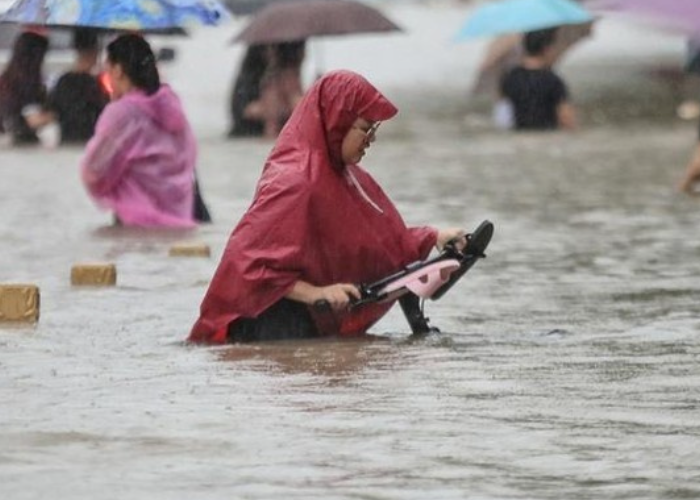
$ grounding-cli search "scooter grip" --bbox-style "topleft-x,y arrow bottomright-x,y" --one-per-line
313,293 -> 361,311
313,299 -> 332,311
444,232 -> 468,252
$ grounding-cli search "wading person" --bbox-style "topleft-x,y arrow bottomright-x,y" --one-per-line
499,27 -> 577,131
678,128 -> 700,194
26,28 -> 109,145
189,70 -> 468,344
80,34 -> 210,227
244,40 -> 306,139
0,31 -> 48,145
228,43 -> 268,138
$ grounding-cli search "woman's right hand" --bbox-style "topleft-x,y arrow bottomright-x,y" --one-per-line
436,227 -> 467,251
286,281 -> 360,311
313,284 -> 361,311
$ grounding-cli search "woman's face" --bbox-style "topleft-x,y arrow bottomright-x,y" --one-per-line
341,118 -> 379,165
104,60 -> 127,99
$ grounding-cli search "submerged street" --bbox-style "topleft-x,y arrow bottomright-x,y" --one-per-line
1,2 -> 699,499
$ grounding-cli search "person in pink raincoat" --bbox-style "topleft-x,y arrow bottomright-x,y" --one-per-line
80,34 -> 202,228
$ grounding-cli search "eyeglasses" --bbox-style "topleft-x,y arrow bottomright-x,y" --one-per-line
366,121 -> 381,142
354,121 -> 381,144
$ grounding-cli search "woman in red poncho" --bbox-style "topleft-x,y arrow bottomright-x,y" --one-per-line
190,70 -> 466,344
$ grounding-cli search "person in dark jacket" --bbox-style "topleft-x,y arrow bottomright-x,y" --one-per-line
227,44 -> 268,137
245,40 -> 306,139
0,31 -> 49,145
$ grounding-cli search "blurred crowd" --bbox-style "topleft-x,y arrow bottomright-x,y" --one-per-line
1,19 -> 700,230
0,29 -> 211,227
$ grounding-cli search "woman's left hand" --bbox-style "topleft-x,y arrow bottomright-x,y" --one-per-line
436,228 -> 467,252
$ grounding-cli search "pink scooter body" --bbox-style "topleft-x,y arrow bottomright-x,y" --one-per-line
377,259 -> 461,302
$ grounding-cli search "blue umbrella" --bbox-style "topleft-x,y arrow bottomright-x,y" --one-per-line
0,0 -> 230,32
455,0 -> 593,40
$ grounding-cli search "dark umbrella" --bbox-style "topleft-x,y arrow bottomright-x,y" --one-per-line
223,0 -> 309,16
232,0 -> 401,44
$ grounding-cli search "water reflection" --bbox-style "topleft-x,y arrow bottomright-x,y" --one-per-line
217,337 -> 395,379
89,225 -> 200,259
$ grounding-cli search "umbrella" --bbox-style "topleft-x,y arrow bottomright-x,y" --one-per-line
471,22 -> 592,96
232,0 -> 401,45
588,0 -> 700,36
455,0 -> 594,40
223,0 -> 307,16
0,0 -> 230,33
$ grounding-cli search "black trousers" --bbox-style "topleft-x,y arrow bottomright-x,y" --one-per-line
227,299 -> 320,343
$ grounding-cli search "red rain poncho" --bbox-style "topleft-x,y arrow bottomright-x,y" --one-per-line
189,70 -> 437,344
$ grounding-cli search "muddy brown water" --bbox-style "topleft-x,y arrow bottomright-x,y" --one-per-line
2,7 -> 700,498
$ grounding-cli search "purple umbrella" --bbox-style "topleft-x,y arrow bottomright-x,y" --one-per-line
590,0 -> 700,35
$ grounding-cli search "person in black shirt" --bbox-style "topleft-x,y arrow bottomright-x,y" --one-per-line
499,27 -> 577,131
26,28 -> 109,144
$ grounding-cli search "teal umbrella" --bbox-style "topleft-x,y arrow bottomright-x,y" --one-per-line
455,0 -> 593,40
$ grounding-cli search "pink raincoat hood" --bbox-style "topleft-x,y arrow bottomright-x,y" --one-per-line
127,85 -> 189,133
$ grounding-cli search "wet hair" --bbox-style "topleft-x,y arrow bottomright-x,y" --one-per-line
274,40 -> 306,69
523,28 -> 558,57
106,34 -> 160,95
240,44 -> 269,81
0,31 -> 48,99
73,28 -> 99,52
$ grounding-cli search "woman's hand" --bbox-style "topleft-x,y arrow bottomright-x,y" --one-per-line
286,281 -> 360,311
243,100 -> 263,120
436,228 -> 467,252
314,284 -> 361,311
22,106 -> 54,130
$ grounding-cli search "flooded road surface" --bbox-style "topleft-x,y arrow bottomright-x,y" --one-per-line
2,108 -> 699,499
2,5 -> 700,499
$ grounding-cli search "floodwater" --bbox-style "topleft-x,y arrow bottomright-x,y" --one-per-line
2,3 -> 700,500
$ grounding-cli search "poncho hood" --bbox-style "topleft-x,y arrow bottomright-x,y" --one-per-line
278,69 -> 398,170
126,84 -> 188,134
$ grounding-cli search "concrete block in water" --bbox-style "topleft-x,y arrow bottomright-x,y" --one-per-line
71,263 -> 117,286
168,242 -> 211,257
0,284 -> 40,323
